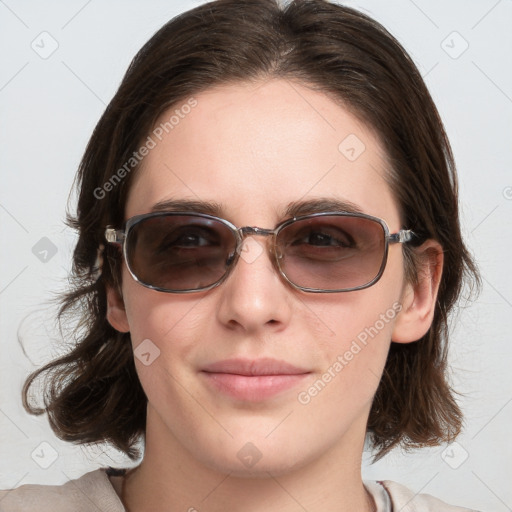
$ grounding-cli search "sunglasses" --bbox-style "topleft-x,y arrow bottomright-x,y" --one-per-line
105,211 -> 414,293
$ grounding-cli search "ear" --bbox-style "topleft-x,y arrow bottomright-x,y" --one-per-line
391,240 -> 443,344
106,285 -> 130,333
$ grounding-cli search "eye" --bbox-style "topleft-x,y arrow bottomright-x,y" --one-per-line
291,226 -> 355,248
158,226 -> 220,252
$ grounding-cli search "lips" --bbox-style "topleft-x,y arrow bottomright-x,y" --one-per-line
201,358 -> 310,401
202,358 -> 309,376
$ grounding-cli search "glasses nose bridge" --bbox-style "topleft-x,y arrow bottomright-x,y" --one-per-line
238,226 -> 276,238
236,225 -> 280,256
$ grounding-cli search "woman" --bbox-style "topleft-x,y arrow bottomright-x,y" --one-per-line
0,0 -> 480,510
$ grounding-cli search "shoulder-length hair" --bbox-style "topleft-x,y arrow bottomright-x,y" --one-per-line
23,0 -> 479,461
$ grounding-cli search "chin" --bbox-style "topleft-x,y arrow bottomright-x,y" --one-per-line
185,430 -> 316,479
201,449 -> 309,479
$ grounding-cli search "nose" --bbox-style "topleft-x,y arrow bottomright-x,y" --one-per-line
215,234 -> 293,333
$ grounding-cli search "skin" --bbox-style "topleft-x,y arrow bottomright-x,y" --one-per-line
107,78 -> 443,512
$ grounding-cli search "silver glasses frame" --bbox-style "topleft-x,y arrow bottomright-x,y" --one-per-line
105,211 -> 414,294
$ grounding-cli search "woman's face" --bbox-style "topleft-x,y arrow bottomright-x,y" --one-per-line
110,79 -> 413,475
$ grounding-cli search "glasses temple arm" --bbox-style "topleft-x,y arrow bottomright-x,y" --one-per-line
388,229 -> 414,244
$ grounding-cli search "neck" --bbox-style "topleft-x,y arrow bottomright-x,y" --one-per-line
120,407 -> 375,512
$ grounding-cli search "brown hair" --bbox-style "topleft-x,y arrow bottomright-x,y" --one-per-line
23,0 -> 479,460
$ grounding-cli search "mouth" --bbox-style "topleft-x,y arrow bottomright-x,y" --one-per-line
200,358 -> 311,401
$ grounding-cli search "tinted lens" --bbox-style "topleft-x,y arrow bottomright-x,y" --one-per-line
126,215 -> 236,291
276,215 -> 386,291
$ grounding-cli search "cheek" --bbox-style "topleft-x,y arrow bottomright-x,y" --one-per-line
121,289 -> 207,437
304,296 -> 401,402
121,262 -> 203,341
120,271 -> 207,390
301,256 -> 405,403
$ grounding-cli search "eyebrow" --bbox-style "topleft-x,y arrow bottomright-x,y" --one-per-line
150,197 -> 364,219
283,198 -> 363,217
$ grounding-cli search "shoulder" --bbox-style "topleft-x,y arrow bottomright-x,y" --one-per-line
378,480 -> 482,512
0,468 -> 125,512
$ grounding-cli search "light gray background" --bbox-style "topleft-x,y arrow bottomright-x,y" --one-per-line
0,0 -> 511,510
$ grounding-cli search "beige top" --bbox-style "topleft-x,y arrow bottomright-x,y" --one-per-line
0,468 -> 480,511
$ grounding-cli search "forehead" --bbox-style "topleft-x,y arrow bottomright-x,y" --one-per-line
126,79 -> 400,227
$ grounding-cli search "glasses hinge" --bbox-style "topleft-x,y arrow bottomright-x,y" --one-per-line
105,227 -> 120,244
398,229 -> 414,243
